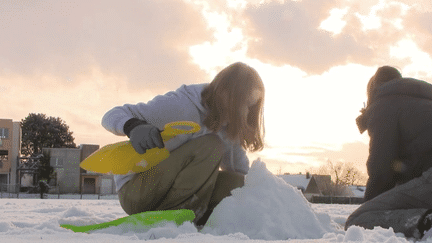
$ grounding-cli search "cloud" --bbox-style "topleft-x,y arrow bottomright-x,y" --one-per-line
397,0 -> 432,12
405,10 -> 432,60
231,0 -> 430,75
0,67 -> 159,146
0,0 -> 212,92
239,0 -> 374,74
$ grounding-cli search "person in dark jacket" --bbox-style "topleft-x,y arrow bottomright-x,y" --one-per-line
38,179 -> 49,199
345,66 -> 432,239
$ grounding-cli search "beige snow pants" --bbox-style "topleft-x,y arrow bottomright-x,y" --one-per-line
345,167 -> 432,238
118,134 -> 245,224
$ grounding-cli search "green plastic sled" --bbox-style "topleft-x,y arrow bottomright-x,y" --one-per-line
60,209 -> 195,233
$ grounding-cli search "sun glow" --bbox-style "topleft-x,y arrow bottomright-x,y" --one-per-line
189,6 -> 247,77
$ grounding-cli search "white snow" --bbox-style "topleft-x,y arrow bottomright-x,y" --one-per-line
202,159 -> 326,240
278,174 -> 310,191
0,159 -> 429,242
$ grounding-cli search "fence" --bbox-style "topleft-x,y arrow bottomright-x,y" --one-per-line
0,184 -> 118,200
0,184 -> 19,193
310,196 -> 364,205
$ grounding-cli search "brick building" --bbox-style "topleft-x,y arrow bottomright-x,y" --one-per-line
0,119 -> 21,192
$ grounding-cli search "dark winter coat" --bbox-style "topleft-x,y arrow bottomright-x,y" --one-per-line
39,180 -> 49,193
356,78 -> 432,201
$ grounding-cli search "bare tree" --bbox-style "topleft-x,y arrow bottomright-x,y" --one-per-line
308,160 -> 368,196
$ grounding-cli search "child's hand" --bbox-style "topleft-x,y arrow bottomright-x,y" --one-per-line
129,124 -> 164,154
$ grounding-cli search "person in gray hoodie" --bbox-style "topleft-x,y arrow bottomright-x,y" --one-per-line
101,62 -> 265,226
345,66 -> 432,239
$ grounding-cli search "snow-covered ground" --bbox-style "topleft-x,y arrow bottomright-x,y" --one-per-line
0,159 -> 429,242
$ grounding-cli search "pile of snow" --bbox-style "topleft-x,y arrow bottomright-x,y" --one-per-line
278,174 -> 311,191
203,159 -> 328,240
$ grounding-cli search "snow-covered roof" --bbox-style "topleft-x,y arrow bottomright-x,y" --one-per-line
278,174 -> 311,190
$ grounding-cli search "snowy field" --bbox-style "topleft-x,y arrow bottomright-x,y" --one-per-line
0,160 -> 430,243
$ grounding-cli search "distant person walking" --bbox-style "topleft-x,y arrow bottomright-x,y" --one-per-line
39,180 -> 49,199
345,66 -> 432,239
101,62 -> 265,226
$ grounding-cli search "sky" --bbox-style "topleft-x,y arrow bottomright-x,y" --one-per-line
1,0 -> 432,176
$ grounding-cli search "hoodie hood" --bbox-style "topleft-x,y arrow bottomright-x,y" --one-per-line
357,78 -> 432,134
178,83 -> 208,114
370,78 -> 432,104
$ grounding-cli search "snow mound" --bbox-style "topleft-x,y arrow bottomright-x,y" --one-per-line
203,158 -> 328,240
62,206 -> 93,218
342,226 -> 411,243
344,225 -> 364,241
58,206 -> 106,227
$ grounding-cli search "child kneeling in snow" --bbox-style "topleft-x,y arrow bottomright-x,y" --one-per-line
101,62 -> 265,226
345,66 -> 432,240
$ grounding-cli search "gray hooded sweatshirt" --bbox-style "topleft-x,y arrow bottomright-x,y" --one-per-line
101,83 -> 249,192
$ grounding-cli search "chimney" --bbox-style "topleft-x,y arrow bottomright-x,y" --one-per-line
306,172 -> 310,179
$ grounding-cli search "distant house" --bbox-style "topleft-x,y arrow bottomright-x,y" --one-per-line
278,173 -> 357,201
278,173 -> 311,193
303,175 -> 334,200
0,119 -> 21,192
43,144 -> 115,194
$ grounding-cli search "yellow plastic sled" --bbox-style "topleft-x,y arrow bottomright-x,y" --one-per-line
80,121 -> 200,174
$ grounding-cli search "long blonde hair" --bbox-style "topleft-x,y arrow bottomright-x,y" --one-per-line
201,62 -> 265,152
